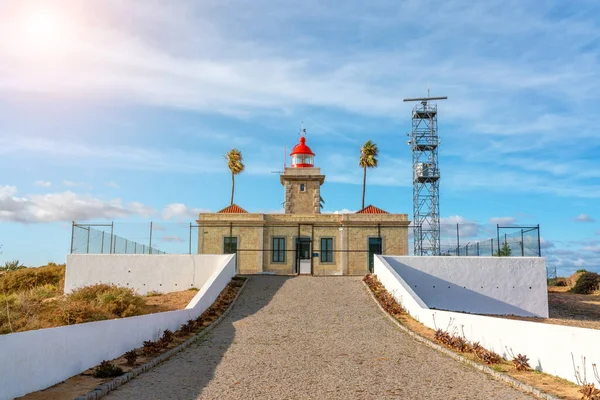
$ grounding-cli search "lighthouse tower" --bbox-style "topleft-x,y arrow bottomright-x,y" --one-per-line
280,133 -> 325,214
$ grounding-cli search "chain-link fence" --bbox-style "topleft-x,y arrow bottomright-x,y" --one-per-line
438,224 -> 541,257
71,223 -> 167,255
71,221 -> 541,260
547,264 -> 558,285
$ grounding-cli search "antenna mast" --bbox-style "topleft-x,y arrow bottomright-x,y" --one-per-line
403,94 -> 448,256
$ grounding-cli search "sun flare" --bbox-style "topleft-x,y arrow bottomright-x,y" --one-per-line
22,9 -> 67,49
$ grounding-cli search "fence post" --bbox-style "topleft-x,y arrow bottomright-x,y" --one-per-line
70,221 -> 75,254
125,240 -> 128,254
134,242 -> 137,254
537,224 -> 541,257
189,222 -> 192,255
496,224 -> 501,255
520,229 -> 524,257
101,231 -> 105,254
110,222 -> 114,254
476,242 -> 479,256
457,224 -> 461,256
86,227 -> 90,254
149,222 -> 153,255
491,239 -> 493,255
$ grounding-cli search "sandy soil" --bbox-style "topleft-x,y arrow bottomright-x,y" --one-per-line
499,288 -> 600,331
143,289 -> 199,313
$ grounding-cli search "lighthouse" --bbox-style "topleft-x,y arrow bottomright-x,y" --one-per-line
280,133 -> 325,214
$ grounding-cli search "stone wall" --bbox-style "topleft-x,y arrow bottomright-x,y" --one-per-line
197,212 -> 409,275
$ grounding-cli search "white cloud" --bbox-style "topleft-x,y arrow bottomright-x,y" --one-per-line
488,217 -> 516,226
574,214 -> 595,223
63,180 -> 93,190
34,180 -> 52,187
162,203 -> 207,221
440,215 -> 480,238
323,209 -> 355,214
0,185 -> 155,223
581,245 -> 600,254
106,181 -> 120,188
160,235 -> 185,243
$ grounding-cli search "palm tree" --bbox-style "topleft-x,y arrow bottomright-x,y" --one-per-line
225,149 -> 245,206
359,140 -> 378,209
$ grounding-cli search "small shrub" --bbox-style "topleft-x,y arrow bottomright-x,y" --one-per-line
449,335 -> 471,353
158,329 -> 174,348
577,269 -> 588,273
68,284 -> 145,318
124,350 -> 138,366
571,272 -> 600,295
555,280 -> 568,287
579,383 -> 600,400
145,291 -> 162,297
29,284 -> 59,300
93,360 -> 124,378
142,340 -> 161,355
512,353 -> 530,371
472,343 -> 501,365
1,260 -> 26,272
434,329 -> 452,346
57,299 -> 108,325
178,319 -> 196,336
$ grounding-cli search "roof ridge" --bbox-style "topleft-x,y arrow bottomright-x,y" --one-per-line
356,204 -> 389,214
217,204 -> 248,213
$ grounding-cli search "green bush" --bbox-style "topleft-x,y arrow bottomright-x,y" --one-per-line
571,272 -> 600,294
68,284 -> 145,318
93,360 -> 123,378
0,264 -> 65,295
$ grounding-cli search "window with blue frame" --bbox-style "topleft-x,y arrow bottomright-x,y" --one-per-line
272,237 -> 286,262
320,238 -> 333,262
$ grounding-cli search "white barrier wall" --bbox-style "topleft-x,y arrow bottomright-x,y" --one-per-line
374,255 -> 600,385
0,254 -> 236,400
64,254 -> 231,295
384,256 -> 548,317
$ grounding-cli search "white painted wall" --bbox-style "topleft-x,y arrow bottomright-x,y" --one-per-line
64,254 -> 231,295
374,255 -> 600,385
384,256 -> 548,317
0,254 -> 236,400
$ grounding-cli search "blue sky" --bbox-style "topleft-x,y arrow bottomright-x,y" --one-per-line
0,0 -> 599,275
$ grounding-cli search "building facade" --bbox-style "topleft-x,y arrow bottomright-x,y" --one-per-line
197,135 -> 410,275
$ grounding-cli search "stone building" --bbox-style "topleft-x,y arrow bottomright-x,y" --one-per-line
197,134 -> 410,275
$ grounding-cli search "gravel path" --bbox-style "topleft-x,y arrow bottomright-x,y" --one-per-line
106,276 -> 534,399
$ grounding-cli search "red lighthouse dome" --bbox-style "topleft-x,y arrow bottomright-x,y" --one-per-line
290,136 -> 315,168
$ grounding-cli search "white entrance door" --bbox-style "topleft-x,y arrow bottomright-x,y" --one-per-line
299,259 -> 311,274
297,238 -> 312,275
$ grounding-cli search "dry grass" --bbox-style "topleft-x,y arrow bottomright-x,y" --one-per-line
0,263 -> 199,335
18,277 -> 247,400
498,279 -> 600,331
0,263 -> 65,295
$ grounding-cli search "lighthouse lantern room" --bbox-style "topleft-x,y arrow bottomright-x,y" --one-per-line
290,136 -> 315,167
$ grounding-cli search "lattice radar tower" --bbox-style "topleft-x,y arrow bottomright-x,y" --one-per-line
403,95 -> 447,256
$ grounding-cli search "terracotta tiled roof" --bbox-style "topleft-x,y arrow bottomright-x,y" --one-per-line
356,205 -> 389,214
217,204 -> 248,214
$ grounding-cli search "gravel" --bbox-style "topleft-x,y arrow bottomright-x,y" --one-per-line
105,276 -> 534,399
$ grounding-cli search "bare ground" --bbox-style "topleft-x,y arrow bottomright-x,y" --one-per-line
500,288 -> 600,330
